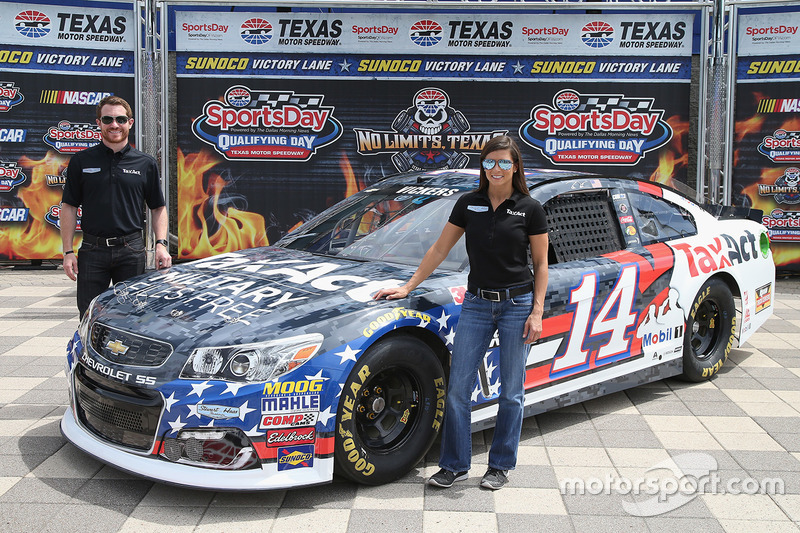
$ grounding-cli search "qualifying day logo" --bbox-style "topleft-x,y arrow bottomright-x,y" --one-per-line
763,208 -> 800,242
759,129 -> 800,163
519,89 -> 672,166
43,121 -> 101,153
354,87 -> 506,172
45,203 -> 83,230
759,167 -> 800,204
192,85 -> 342,161
0,82 -> 25,112
0,162 -> 27,192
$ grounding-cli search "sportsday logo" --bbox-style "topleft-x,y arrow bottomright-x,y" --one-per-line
0,82 -> 24,112
519,89 -> 672,165
42,121 -> 101,153
191,85 -> 342,161
0,162 -> 27,192
758,129 -> 800,163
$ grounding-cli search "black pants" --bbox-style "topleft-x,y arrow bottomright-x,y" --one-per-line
77,236 -> 146,318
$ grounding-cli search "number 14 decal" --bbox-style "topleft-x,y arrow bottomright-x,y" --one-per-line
552,265 -> 640,375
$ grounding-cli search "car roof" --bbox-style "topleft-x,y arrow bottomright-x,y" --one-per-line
374,167 -> 593,190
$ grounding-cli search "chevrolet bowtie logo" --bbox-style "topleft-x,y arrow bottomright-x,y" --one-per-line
106,339 -> 130,356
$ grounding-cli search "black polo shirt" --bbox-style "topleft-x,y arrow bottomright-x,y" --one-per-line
62,142 -> 165,238
449,189 -> 547,289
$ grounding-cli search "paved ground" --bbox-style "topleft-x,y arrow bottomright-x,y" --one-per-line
2,265 -> 800,532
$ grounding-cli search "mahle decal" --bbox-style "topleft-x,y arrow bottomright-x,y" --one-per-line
519,89 -> 672,166
192,85 -> 342,161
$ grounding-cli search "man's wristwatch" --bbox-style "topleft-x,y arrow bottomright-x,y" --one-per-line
155,239 -> 168,248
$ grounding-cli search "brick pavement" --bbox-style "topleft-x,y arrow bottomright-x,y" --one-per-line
1,266 -> 800,532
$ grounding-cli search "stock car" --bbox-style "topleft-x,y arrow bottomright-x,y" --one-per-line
61,168 -> 775,490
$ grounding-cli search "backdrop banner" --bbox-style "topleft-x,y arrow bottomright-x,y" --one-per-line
174,9 -> 694,259
734,9 -> 800,271
0,0 -> 135,260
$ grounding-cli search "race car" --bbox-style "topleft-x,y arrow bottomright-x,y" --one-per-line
61,168 -> 775,490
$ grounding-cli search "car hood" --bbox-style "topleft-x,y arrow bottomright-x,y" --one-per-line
88,246 -> 445,352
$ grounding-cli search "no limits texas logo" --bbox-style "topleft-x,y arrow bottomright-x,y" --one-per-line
192,85 -> 342,161
354,87 -> 506,172
43,120 -> 101,153
759,167 -> 800,205
0,82 -> 24,112
519,89 -> 672,166
759,129 -> 800,163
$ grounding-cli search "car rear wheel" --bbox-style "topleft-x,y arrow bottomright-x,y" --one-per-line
334,335 -> 445,485
681,278 -> 736,381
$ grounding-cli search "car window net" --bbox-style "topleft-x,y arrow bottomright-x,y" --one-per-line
544,190 -> 624,263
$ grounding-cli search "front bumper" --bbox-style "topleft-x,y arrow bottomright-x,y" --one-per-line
61,406 -> 333,491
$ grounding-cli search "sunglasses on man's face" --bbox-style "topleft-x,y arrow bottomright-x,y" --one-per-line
482,158 -> 514,171
100,115 -> 130,125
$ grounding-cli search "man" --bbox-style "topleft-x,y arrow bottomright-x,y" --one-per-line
61,95 -> 171,318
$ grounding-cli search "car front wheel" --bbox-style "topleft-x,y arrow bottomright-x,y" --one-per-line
334,335 -> 446,485
681,278 -> 736,381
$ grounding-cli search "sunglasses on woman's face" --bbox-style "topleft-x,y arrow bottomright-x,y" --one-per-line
100,115 -> 130,125
482,158 -> 514,171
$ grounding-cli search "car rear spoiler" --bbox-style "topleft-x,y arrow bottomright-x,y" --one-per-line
702,204 -> 764,223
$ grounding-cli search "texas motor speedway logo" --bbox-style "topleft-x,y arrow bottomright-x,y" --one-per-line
192,86 -> 342,161
519,89 -> 672,166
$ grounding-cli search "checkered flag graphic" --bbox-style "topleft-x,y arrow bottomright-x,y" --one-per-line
249,92 -> 322,109
295,412 -> 317,426
577,95 -> 655,113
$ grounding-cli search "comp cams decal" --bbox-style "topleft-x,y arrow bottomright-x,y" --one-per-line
519,89 -> 672,165
192,85 -> 342,161
354,87 -> 506,172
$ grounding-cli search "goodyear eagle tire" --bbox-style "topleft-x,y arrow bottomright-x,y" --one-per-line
682,278 -> 736,382
334,335 -> 445,485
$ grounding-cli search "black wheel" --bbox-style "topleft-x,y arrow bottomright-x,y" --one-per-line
334,335 -> 446,485
681,278 -> 736,381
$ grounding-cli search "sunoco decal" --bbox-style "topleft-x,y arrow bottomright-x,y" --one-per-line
43,121 -> 101,153
192,85 -> 342,161
0,82 -> 24,112
0,162 -> 26,192
519,89 -> 672,165
758,130 -> 800,163
354,87 -> 505,172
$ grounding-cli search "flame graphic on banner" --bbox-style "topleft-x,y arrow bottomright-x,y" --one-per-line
177,148 -> 268,259
0,151 -> 70,260
648,115 -> 690,187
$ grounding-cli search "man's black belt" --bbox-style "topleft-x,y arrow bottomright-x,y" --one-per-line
468,282 -> 533,302
82,232 -> 142,247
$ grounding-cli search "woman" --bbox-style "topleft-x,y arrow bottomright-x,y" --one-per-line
374,135 -> 548,490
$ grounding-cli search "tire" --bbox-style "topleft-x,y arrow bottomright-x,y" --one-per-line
334,335 -> 446,485
681,278 -> 736,382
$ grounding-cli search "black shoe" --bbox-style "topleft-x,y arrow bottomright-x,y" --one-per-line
480,467 -> 508,490
428,468 -> 469,488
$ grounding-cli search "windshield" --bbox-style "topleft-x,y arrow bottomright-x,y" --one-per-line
277,183 -> 469,270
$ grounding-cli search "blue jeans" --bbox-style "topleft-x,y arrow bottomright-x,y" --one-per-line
77,236 -> 146,318
439,290 -> 532,473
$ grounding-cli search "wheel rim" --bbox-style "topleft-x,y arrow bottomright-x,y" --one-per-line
690,299 -> 722,360
355,366 -> 421,452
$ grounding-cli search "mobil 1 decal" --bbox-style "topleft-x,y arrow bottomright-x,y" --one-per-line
354,87 -> 506,172
192,85 -> 342,161
519,89 -> 672,166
